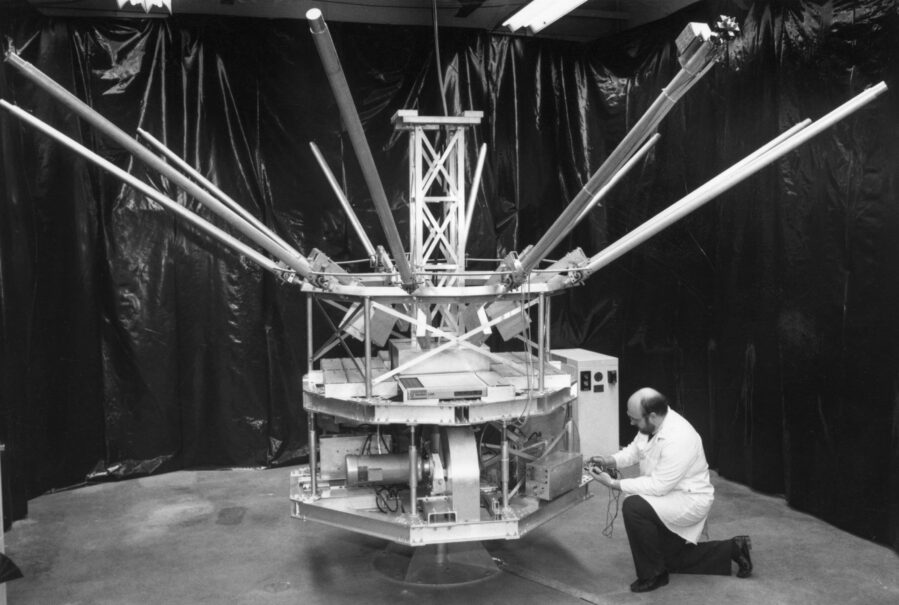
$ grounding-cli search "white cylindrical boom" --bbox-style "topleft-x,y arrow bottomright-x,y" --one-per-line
3,51 -> 313,278
0,100 -> 289,277
461,142 -> 487,251
136,127 -> 300,259
580,82 -> 888,278
306,8 -> 415,288
308,141 -> 378,260
515,33 -> 726,281
573,133 -> 661,226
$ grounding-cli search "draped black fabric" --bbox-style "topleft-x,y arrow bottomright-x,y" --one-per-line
1,1 -> 897,551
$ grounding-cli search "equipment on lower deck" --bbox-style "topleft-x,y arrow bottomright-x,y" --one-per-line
526,451 -> 585,501
1,4 -> 887,587
398,373 -> 490,402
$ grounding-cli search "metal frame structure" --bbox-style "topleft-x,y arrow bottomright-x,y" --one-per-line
396,109 -> 483,278
0,7 -> 888,581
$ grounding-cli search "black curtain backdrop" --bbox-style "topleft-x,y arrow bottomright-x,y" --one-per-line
1,1 -> 897,551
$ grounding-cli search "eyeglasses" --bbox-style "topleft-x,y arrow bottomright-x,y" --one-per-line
628,414 -> 646,423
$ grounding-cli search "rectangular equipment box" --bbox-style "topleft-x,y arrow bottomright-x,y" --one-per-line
397,371 -> 517,403
320,356 -> 398,399
525,451 -> 584,501
675,22 -> 712,66
551,349 -> 620,459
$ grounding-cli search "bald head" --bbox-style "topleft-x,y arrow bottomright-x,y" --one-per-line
627,387 -> 669,421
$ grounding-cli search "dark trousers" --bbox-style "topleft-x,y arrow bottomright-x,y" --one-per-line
622,495 -> 733,579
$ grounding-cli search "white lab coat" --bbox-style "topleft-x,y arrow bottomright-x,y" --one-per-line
612,409 -> 714,544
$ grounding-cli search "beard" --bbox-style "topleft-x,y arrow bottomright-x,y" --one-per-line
638,420 -> 657,436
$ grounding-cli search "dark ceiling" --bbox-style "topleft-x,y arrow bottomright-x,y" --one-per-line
18,0 -> 699,43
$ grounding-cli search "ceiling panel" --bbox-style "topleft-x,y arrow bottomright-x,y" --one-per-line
21,0 -> 698,43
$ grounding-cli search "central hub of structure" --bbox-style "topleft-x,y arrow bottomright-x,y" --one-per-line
290,110 -> 619,550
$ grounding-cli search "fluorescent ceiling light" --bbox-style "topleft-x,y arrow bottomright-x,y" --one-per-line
116,0 -> 171,12
502,0 -> 590,35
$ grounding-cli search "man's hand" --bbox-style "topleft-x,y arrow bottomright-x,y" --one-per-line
589,455 -> 616,469
588,467 -> 619,490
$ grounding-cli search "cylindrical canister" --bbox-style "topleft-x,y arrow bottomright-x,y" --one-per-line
345,453 -> 422,486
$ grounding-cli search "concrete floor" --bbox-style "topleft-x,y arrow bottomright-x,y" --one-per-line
4,468 -> 898,604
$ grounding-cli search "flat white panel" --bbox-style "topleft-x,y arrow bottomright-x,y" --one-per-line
551,348 -> 620,457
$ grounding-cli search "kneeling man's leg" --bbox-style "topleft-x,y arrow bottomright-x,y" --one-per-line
622,495 -> 666,579
662,532 -> 733,575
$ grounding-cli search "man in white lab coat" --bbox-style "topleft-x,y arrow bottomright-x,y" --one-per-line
589,387 -> 753,593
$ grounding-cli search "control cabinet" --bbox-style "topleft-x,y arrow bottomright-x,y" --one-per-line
551,349 -> 620,459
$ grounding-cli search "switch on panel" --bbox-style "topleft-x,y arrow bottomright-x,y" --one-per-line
593,371 -> 604,392
579,371 -> 591,391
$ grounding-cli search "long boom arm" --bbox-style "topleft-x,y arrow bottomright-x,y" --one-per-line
511,20 -> 736,285
306,8 -> 416,289
3,50 -> 315,280
136,127 -> 301,260
577,82 -> 888,279
0,100 -> 292,278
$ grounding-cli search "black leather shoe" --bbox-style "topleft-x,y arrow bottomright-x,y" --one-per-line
629,571 -> 669,593
732,535 -> 753,578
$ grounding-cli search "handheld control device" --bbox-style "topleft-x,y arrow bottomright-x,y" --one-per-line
585,460 -> 620,480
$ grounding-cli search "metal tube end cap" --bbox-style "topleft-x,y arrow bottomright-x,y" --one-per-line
306,8 -> 326,33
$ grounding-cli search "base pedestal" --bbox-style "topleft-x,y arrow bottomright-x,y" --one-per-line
372,542 -> 500,586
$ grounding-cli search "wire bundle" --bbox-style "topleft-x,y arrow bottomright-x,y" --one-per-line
602,487 -> 622,538
375,486 -> 405,514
